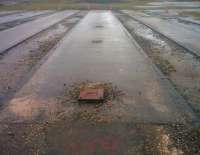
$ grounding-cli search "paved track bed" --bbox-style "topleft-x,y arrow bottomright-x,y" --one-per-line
0,10 -> 78,54
122,10 -> 200,57
0,11 -> 86,106
0,10 -> 55,31
0,10 -> 199,155
116,11 -> 200,117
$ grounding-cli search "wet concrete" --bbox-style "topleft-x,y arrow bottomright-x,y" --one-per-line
0,11 -> 53,25
136,1 -> 200,9
116,12 -> 200,116
0,11 -> 55,31
143,9 -> 200,26
0,11 -> 196,124
0,11 -> 22,17
0,10 -> 77,54
149,1 -> 200,8
0,11 -> 86,107
123,10 -> 200,57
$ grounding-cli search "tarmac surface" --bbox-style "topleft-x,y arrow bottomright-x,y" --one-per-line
0,10 -> 196,124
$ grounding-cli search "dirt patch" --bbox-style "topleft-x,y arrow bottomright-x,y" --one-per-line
0,123 -> 47,155
166,124 -> 200,155
1,120 -> 196,155
55,81 -> 125,123
27,37 -> 60,68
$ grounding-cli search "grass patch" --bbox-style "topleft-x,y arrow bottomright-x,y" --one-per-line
0,0 -> 149,10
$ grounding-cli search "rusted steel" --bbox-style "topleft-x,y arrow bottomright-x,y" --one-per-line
79,88 -> 104,102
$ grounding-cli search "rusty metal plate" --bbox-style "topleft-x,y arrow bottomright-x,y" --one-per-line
79,88 -> 104,102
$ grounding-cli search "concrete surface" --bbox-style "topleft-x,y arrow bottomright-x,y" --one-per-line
0,11 -> 53,25
0,11 -> 22,17
149,1 -> 200,8
143,9 -> 200,26
123,10 -> 200,56
0,11 -> 196,123
136,1 -> 200,9
0,10 -> 77,54
178,17 -> 200,25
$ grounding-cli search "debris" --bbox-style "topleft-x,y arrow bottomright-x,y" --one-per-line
79,87 -> 104,103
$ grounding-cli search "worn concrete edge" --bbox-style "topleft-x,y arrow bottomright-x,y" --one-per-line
114,11 -> 199,124
0,11 -> 80,55
119,10 -> 200,59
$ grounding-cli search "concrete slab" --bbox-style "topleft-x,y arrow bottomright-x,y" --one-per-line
0,10 -> 77,54
0,11 -> 196,123
0,11 -> 53,25
122,10 -> 200,57
0,11 -> 22,17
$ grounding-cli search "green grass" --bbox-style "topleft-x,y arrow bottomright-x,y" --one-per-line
0,0 -> 149,10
